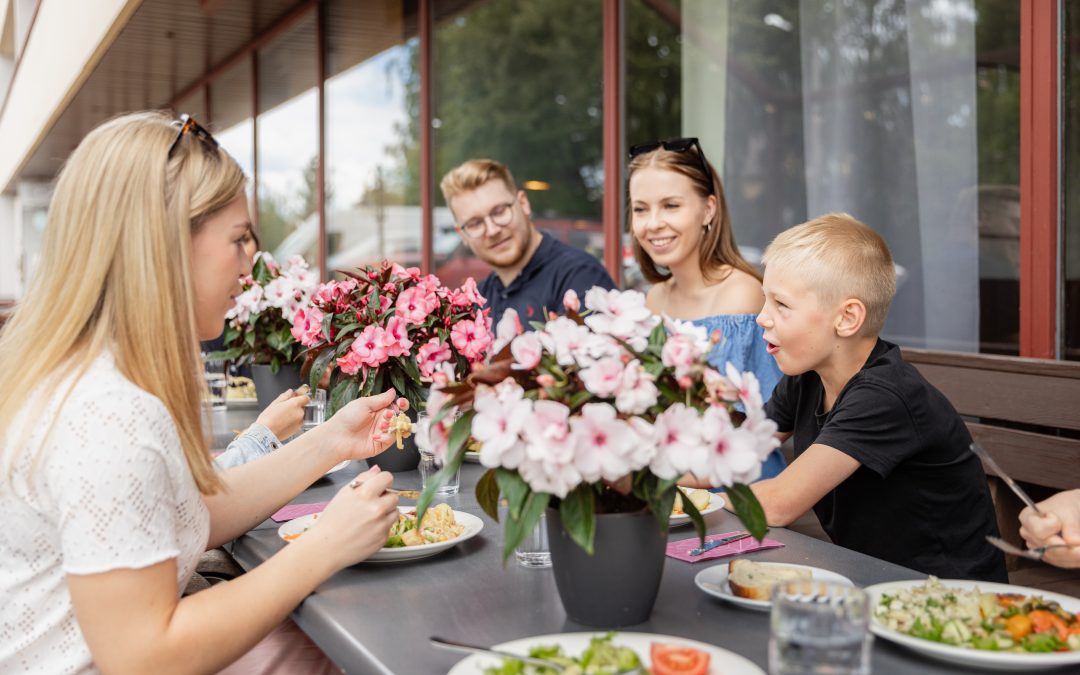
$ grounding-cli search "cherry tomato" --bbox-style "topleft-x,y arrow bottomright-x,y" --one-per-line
650,643 -> 710,675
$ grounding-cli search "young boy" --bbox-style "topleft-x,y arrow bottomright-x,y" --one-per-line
751,213 -> 1007,582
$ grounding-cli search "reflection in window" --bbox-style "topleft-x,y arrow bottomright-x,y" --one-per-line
325,0 -> 421,277
257,12 -> 319,275
430,0 -> 604,288
210,56 -> 255,222
1065,2 -> 1080,361
625,0 -> 1018,354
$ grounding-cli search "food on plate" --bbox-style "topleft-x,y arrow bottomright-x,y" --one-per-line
482,633 -> 642,675
389,411 -> 413,449
281,513 -> 320,541
672,489 -> 712,516
650,643 -> 710,675
728,559 -> 812,600
385,504 -> 464,548
873,576 -> 1080,652
226,376 -> 256,400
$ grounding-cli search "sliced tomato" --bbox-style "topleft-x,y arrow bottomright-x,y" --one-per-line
650,643 -> 710,675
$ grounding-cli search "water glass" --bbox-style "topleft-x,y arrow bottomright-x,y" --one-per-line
769,580 -> 871,675
419,449 -> 460,495
302,388 -> 326,432
203,355 -> 227,412
515,510 -> 551,569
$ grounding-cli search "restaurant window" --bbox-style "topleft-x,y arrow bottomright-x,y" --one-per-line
324,0 -> 421,277
431,0 -> 604,288
256,11 -> 319,275
624,0 -> 1020,354
1064,0 -> 1080,362
209,56 -> 255,215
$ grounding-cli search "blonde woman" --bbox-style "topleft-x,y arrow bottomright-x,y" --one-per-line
628,138 -> 785,479
0,112 -> 404,673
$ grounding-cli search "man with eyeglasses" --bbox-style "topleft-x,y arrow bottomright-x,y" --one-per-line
440,159 -> 615,324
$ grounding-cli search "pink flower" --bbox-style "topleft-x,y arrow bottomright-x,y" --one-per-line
510,333 -> 543,370
614,360 -> 659,415
395,286 -> 438,324
650,404 -> 707,480
417,337 -> 452,378
450,277 -> 485,309
350,324 -> 390,368
415,414 -> 451,463
661,334 -> 702,378
578,357 -> 625,398
562,289 -> 581,313
290,306 -> 325,347
472,380 -> 532,469
381,316 -> 414,358
569,403 -> 646,482
391,263 -> 423,282
492,308 -> 523,353
451,317 -> 493,362
583,287 -> 658,351
700,407 -> 763,486
518,400 -> 580,497
336,349 -> 364,376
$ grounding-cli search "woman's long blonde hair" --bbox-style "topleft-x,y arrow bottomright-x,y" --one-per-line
628,146 -> 761,285
0,111 -> 246,494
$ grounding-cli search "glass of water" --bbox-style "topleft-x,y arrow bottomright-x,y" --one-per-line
497,501 -> 551,568
769,580 -> 871,675
302,388 -> 326,432
417,413 -> 460,495
202,355 -> 227,412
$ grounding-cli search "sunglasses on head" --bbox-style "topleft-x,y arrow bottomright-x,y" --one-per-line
167,114 -> 220,159
628,137 -> 713,193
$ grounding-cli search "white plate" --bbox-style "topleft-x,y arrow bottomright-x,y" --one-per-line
669,489 -> 725,527
324,459 -> 350,476
278,506 -> 483,563
463,450 -> 481,463
695,562 -> 855,612
866,579 -> 1080,671
446,631 -> 764,675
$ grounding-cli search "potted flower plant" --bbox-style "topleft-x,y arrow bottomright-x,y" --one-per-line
211,252 -> 318,407
291,261 -> 491,470
416,287 -> 779,626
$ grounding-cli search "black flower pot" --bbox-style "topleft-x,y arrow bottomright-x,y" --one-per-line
250,363 -> 303,410
367,408 -> 420,472
547,506 -> 667,627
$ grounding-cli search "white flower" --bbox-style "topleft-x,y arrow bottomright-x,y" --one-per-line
472,380 -> 531,469
510,332 -> 544,370
569,403 -> 647,482
226,284 -> 265,324
699,406 -> 764,486
583,287 -> 658,352
650,404 -> 707,480
491,308 -> 523,353
578,357 -> 625,398
518,400 -> 581,497
614,360 -> 659,415
664,315 -> 710,352
661,333 -> 702,378
263,277 -> 297,310
541,316 -> 593,367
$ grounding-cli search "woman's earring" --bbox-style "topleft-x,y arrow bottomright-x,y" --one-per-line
703,223 -> 711,233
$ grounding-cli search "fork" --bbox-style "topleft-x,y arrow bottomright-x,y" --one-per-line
969,443 -> 1042,514
986,535 -> 1072,561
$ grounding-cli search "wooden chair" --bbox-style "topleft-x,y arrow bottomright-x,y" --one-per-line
904,348 -> 1080,591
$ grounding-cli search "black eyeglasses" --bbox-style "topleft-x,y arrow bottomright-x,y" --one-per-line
628,137 -> 713,193
167,114 -> 220,159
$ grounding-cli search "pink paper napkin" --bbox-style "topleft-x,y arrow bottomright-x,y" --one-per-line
666,530 -> 784,563
271,501 -> 328,523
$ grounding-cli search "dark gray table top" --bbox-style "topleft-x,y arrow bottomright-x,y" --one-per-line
230,459 -> 1025,675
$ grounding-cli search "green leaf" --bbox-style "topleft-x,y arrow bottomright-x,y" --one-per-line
446,410 -> 474,464
726,483 -> 768,541
400,355 -> 422,384
559,485 -> 596,554
476,469 -> 500,521
309,347 -> 337,390
388,367 -> 408,400
252,255 -> 273,285
244,329 -> 256,349
502,491 -> 550,564
223,324 -> 241,344
205,347 -> 245,361
567,389 -> 593,411
321,312 -> 336,342
327,377 -> 358,418
265,328 -> 293,354
495,468 -> 529,521
675,487 -> 707,545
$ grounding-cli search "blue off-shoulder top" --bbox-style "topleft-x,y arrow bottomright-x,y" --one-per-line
689,313 -> 787,480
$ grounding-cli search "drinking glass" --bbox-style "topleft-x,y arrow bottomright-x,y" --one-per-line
417,412 -> 460,495
769,580 -> 871,675
302,388 -> 326,432
202,355 -> 227,412
514,511 -> 551,569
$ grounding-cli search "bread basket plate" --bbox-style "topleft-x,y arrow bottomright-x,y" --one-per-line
695,562 -> 854,611
669,489 -> 725,527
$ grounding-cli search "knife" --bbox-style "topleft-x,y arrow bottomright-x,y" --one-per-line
689,531 -> 752,556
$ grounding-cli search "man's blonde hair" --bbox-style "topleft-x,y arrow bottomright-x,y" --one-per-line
762,213 -> 896,336
0,111 -> 246,494
439,159 -> 518,206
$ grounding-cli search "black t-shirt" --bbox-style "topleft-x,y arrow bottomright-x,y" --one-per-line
478,234 -> 615,326
765,339 -> 1007,582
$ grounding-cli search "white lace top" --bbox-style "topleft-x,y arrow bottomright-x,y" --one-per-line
0,353 -> 210,674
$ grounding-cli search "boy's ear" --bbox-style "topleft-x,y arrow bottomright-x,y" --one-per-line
834,298 -> 867,338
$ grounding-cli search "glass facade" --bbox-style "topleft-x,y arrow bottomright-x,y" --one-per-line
1066,0 -> 1080,361
431,0 -> 605,288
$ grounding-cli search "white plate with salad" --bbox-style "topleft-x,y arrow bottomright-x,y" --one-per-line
445,631 -> 763,675
279,505 -> 483,562
867,577 -> 1080,671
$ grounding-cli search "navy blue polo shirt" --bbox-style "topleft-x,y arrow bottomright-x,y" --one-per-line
478,234 -> 615,325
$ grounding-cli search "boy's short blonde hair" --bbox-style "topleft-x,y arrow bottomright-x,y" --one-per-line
763,213 -> 896,336
440,159 -> 518,206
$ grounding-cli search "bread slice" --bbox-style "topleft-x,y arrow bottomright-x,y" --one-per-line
727,559 -> 812,600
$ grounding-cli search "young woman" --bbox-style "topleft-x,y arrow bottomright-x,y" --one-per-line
628,138 -> 785,479
0,111 -> 405,673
